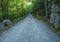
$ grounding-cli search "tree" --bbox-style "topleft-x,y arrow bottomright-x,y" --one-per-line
32,0 -> 45,16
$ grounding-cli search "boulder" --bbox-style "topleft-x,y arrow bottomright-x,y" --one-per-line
3,19 -> 11,26
50,4 -> 60,28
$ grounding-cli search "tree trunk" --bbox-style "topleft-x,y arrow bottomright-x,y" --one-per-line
1,0 -> 9,19
44,0 -> 52,18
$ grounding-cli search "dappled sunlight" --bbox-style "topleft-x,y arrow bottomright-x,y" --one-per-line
26,2 -> 32,5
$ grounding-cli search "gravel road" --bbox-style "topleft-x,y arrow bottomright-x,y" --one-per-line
0,14 -> 60,42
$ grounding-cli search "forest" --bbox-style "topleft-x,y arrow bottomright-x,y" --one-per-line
0,0 -> 60,35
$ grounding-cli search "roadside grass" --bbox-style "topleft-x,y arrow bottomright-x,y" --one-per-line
36,15 -> 60,36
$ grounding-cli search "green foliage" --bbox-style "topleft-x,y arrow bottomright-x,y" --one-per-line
32,0 -> 45,16
0,0 -> 32,22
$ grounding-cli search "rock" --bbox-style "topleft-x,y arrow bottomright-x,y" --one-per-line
51,4 -> 56,12
13,19 -> 17,23
54,14 -> 60,28
50,13 -> 55,25
50,12 -> 60,28
3,19 -> 11,26
0,23 -> 4,30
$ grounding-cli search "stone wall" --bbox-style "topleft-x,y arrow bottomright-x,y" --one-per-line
44,0 -> 60,28
50,0 -> 60,28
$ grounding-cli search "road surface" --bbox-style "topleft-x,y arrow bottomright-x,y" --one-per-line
0,14 -> 60,42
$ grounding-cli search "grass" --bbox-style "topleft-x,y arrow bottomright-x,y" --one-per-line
36,15 -> 60,36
